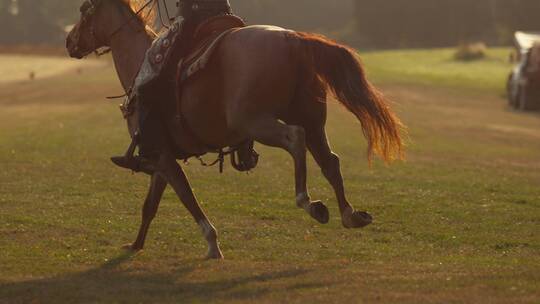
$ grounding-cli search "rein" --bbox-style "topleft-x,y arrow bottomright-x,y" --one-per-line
79,0 -> 156,57
108,0 -> 156,41
79,0 -> 247,172
80,0 -> 161,98
156,0 -> 174,29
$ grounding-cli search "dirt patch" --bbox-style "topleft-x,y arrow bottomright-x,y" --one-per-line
486,124 -> 540,139
0,45 -> 67,57
382,83 -> 540,128
0,54 -> 106,85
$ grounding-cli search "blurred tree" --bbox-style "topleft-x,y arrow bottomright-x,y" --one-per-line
231,0 -> 353,32
354,0 -> 540,48
1,0 -> 539,48
0,0 -> 76,44
18,0 -> 63,43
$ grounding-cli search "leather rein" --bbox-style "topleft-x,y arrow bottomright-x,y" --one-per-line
78,0 -> 156,57
79,0 -> 248,172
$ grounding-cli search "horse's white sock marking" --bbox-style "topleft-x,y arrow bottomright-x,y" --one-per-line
198,219 -> 223,259
296,192 -> 310,209
198,219 -> 214,239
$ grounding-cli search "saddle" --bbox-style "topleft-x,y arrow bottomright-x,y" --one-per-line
168,15 -> 259,172
177,15 -> 245,82
134,15 -> 245,91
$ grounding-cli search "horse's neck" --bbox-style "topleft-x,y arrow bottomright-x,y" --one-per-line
109,25 -> 152,91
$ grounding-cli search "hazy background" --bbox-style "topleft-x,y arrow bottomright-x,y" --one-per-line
1,0 -> 540,48
2,0 -> 540,303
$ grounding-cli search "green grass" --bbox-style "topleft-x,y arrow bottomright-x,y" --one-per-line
0,49 -> 539,303
361,47 -> 513,93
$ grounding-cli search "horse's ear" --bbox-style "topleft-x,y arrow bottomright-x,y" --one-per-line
90,0 -> 102,8
80,1 -> 92,13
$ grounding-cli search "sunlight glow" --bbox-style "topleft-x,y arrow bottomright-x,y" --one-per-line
8,0 -> 19,16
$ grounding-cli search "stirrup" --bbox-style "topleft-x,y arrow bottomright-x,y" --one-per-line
124,132 -> 139,159
110,132 -> 155,174
231,142 -> 259,172
111,156 -> 155,175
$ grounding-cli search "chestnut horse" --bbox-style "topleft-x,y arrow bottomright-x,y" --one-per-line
66,0 -> 404,259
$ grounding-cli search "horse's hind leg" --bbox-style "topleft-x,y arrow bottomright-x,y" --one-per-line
157,152 -> 223,259
306,126 -> 373,229
248,119 -> 329,224
124,173 -> 167,251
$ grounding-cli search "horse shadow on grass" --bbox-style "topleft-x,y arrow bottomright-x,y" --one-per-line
0,252 -> 322,303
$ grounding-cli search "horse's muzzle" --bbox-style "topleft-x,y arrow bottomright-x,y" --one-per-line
66,34 -> 85,59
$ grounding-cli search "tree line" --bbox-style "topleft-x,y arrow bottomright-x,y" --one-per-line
0,0 -> 352,45
0,0 -> 539,48
0,0 -> 79,44
353,0 -> 540,48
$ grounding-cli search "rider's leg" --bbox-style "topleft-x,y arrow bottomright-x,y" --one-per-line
111,20 -> 196,173
111,81 -> 167,173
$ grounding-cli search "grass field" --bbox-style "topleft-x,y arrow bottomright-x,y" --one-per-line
1,49 -> 539,303
362,47 -> 513,92
0,54 -> 105,85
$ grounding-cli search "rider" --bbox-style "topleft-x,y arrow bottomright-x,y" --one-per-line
111,0 -> 233,172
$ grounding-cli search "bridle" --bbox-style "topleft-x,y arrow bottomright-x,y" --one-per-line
76,0 -> 156,57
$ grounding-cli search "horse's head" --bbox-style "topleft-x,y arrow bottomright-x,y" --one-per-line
66,0 -> 113,59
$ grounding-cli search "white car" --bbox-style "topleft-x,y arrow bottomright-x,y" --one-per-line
507,31 -> 540,111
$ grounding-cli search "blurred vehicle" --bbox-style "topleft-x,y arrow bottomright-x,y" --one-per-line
507,31 -> 540,111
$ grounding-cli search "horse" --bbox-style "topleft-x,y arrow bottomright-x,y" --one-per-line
66,0 -> 404,259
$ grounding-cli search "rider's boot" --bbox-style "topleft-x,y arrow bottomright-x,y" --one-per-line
111,132 -> 157,174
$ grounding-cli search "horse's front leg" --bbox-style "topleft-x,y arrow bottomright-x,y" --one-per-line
157,152 -> 223,259
124,173 -> 167,251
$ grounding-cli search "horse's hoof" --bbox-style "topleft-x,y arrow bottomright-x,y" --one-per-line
309,201 -> 330,224
342,210 -> 373,229
121,243 -> 142,252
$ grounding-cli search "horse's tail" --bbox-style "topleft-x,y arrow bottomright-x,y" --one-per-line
290,31 -> 405,163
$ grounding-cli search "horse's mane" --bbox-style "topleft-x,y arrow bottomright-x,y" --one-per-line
118,0 -> 156,30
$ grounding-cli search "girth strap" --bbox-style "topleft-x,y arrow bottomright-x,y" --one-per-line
192,145 -> 245,173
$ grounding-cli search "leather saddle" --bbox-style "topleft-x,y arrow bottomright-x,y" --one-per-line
169,15 -> 258,172
178,15 -> 246,83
